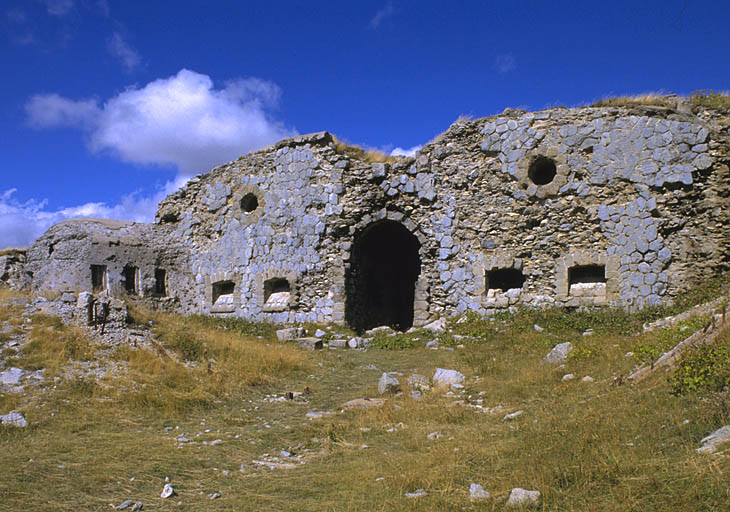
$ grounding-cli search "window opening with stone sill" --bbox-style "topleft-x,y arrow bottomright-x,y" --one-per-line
486,268 -> 526,294
154,268 -> 167,296
122,264 -> 139,295
263,278 -> 291,311
91,265 -> 107,293
568,264 -> 606,297
211,280 -> 235,311
528,155 -> 557,185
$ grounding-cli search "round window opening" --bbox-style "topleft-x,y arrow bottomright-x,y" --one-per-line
528,156 -> 557,185
240,193 -> 259,213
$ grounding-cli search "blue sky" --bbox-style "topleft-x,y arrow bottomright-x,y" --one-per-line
2,0 -> 729,248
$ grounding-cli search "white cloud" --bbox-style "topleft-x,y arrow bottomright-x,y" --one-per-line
26,93 -> 100,128
25,69 -> 296,174
390,145 -> 422,157
107,32 -> 140,71
369,2 -> 395,29
0,178 -> 186,249
45,0 -> 74,16
495,53 -> 516,74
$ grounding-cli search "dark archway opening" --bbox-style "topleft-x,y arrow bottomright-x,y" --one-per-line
345,220 -> 421,333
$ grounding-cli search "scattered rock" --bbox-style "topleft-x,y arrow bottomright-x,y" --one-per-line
543,342 -> 573,364
427,431 -> 443,440
423,318 -> 447,332
305,411 -> 335,420
582,376 -> 594,383
533,324 -> 544,332
0,367 -> 25,386
405,489 -> 428,498
697,425 -> 730,454
160,484 -> 175,499
365,326 -> 394,337
348,337 -> 366,349
433,368 -> 465,388
276,327 -> 305,342
0,411 -> 27,427
297,338 -> 323,350
408,374 -> 430,392
561,373 -> 575,381
176,436 -> 190,443
341,398 -> 386,411
114,499 -> 134,510
425,339 -> 440,349
410,390 -> 423,400
208,492 -> 221,500
328,338 -> 347,348
503,410 -> 524,421
506,488 -> 540,507
378,373 -> 400,395
469,483 -> 490,501
314,329 -> 326,338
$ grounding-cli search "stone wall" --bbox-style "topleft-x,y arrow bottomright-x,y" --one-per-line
23,103 -> 730,331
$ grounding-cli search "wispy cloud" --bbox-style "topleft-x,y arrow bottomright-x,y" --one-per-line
0,177 -> 186,249
369,2 -> 395,29
391,145 -> 421,157
494,53 -> 516,74
26,69 -> 296,174
44,0 -> 74,17
107,32 -> 140,71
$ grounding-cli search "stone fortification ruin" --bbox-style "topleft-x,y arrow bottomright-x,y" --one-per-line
18,103 -> 730,333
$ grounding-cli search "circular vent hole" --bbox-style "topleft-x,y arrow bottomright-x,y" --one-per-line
240,193 -> 259,213
528,156 -> 557,185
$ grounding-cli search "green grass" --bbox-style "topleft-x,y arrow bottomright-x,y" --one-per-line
2,300 -> 730,511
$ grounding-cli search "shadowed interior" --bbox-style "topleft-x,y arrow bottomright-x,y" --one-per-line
345,220 -> 421,333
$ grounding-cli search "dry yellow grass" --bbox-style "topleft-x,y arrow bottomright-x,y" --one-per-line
331,135 -> 402,163
591,92 -> 677,109
2,295 -> 730,510
690,89 -> 730,111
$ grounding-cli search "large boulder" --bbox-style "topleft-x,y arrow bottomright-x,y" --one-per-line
378,373 -> 400,395
543,342 -> 573,363
433,368 -> 465,388
506,488 -> 540,507
697,425 -> 730,454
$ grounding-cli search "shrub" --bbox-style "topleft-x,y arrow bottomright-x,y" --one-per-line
669,341 -> 730,395
370,334 -> 415,350
633,316 -> 710,366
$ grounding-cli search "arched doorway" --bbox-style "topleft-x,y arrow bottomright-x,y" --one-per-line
345,220 -> 421,333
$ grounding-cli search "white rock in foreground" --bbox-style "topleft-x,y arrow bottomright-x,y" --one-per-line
433,368 -> 465,388
160,484 -> 175,499
275,327 -> 305,342
697,425 -> 730,454
378,373 -> 400,395
405,489 -> 428,498
469,483 -> 490,501
0,367 -> 25,386
506,488 -> 540,507
0,411 -> 27,427
423,318 -> 447,332
543,342 -> 573,363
